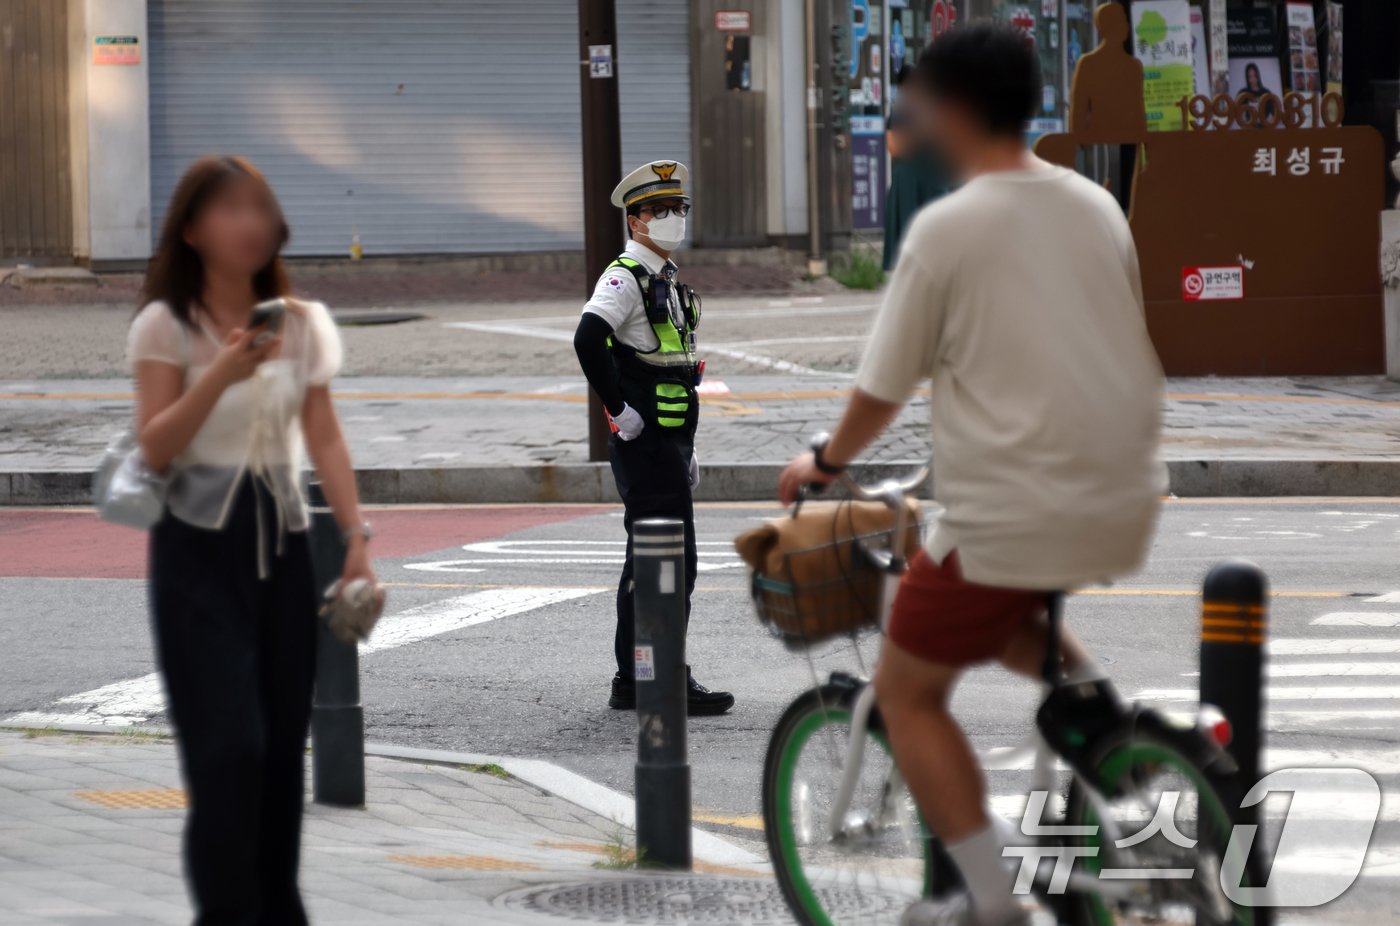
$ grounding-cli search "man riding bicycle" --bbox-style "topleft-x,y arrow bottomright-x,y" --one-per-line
778,24 -> 1166,926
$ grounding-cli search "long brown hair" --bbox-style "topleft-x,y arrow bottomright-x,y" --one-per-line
141,155 -> 291,326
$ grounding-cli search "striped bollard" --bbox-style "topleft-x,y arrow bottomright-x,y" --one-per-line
632,517 -> 692,869
1199,559 -> 1269,825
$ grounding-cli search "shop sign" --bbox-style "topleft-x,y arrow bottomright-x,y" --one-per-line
931,1 -> 958,40
1009,7 -> 1036,40
714,11 -> 751,33
1182,266 -> 1245,301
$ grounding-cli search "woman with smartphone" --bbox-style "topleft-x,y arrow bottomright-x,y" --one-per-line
128,155 -> 375,924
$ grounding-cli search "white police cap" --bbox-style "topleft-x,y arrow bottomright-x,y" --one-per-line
610,160 -> 691,210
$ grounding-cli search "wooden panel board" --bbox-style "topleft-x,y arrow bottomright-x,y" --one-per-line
691,0 -> 768,247
0,0 -> 71,260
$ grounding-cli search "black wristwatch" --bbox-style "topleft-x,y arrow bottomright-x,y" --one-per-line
813,441 -> 846,476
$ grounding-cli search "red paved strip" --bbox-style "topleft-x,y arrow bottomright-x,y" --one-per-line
367,507 -> 612,559
0,506 -> 613,579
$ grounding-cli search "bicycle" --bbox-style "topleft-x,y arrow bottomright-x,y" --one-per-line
751,441 -> 1271,926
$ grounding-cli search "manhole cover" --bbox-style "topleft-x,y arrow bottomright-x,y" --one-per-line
331,310 -> 427,327
496,876 -> 903,924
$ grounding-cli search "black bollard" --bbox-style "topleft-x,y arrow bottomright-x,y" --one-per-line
632,518 -> 692,870
1199,559 -> 1268,822
308,481 -> 366,807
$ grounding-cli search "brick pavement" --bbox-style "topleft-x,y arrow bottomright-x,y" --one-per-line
0,257 -> 810,310
0,729 -> 767,925
3,375 -> 1400,478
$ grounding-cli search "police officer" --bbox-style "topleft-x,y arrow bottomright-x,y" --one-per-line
572,160 -> 735,716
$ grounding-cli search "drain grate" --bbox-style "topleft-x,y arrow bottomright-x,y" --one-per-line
497,876 -> 903,924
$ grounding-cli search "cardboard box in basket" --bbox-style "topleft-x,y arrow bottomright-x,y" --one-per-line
734,499 -> 923,642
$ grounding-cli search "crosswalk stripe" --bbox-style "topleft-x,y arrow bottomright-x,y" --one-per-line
988,791 -> 1400,823
1364,592 -> 1400,603
1269,638 -> 1400,655
1312,612 -> 1400,627
361,586 -> 597,653
3,587 -> 601,729
1242,709 -> 1400,731
1139,686 -> 1400,702
1265,662 -> 1400,678
982,745 -> 1400,775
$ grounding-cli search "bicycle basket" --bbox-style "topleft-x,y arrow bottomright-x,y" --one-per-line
751,533 -> 893,646
737,499 -> 923,648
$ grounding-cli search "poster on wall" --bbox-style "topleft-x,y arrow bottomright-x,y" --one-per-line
1286,2 -> 1320,94
1226,4 -> 1283,129
1190,7 -> 1211,98
1325,1 -> 1343,97
1133,0 -> 1194,132
849,116 -> 886,231
1208,0 -> 1229,95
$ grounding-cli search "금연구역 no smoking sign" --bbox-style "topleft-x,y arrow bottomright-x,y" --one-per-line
1182,266 -> 1245,301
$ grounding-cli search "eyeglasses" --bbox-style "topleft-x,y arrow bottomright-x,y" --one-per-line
643,203 -> 691,219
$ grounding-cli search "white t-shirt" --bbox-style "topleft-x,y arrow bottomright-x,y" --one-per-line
856,164 -> 1166,590
581,240 -> 674,349
128,298 -> 343,532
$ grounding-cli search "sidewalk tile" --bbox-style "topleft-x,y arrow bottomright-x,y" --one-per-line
0,730 -> 763,925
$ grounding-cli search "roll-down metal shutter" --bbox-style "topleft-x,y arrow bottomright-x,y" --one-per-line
148,0 -> 691,257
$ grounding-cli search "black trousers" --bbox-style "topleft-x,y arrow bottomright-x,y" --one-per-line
150,479 -> 317,926
609,427 -> 698,677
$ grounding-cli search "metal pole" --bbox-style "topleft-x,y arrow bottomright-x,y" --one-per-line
632,517 -> 692,869
578,0 -> 625,462
1199,559 -> 1268,824
804,0 -> 826,277
308,481 -> 366,807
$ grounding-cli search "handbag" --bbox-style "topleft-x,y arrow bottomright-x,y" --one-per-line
95,313 -> 191,530
93,430 -> 169,530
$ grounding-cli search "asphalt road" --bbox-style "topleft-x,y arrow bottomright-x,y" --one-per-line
3,498 -> 1399,922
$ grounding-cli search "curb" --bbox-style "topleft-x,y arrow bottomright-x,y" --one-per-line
363,742 -> 761,866
7,459 -> 1400,505
0,720 -> 761,867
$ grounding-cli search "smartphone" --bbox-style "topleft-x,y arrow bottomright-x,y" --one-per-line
248,298 -> 286,347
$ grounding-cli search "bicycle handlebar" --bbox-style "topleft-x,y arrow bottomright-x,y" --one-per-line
799,433 -> 929,570
808,432 -> 929,508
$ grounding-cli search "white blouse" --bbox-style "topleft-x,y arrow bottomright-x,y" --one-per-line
128,298 -> 343,536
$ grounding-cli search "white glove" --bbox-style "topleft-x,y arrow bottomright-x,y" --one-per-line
612,403 -> 645,441
688,450 -> 700,489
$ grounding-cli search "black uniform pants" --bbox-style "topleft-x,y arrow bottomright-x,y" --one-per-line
149,478 -> 317,926
609,427 -> 698,677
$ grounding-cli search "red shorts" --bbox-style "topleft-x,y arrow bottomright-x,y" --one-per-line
886,550 -> 1046,667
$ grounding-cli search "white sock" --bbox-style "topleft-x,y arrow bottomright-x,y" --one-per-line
945,824 -> 1020,924
1065,656 -> 1107,685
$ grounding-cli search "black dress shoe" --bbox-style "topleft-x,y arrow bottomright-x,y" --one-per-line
686,668 -> 735,716
608,672 -> 635,710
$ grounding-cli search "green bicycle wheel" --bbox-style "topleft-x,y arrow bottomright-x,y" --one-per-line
1063,729 -> 1272,926
762,683 -> 933,926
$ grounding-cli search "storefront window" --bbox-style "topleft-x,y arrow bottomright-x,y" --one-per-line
964,0 -> 1069,134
